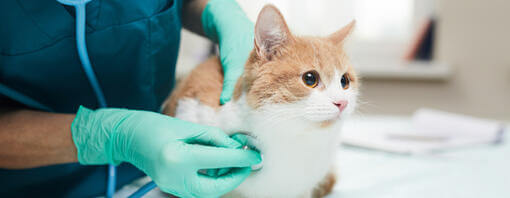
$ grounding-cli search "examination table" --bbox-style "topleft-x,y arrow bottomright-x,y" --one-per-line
116,116 -> 509,198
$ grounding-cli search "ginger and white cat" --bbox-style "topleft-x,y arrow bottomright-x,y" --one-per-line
163,5 -> 358,198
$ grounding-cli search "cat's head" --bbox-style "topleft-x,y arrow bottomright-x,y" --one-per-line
236,5 -> 359,127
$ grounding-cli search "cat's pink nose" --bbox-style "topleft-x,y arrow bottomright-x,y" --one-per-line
334,100 -> 348,112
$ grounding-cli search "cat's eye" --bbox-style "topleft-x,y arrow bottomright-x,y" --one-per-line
341,73 -> 350,90
302,70 -> 319,88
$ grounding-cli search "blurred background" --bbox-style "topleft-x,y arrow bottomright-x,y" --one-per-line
176,0 -> 510,121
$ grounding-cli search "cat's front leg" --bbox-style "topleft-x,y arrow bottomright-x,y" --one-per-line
311,170 -> 337,198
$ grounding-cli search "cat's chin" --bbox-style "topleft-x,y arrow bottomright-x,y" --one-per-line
315,117 -> 340,128
314,112 -> 352,128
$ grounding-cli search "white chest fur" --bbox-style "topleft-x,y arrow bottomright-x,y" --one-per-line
174,96 -> 341,198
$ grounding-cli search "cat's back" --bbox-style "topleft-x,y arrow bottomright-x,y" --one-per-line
162,57 -> 223,116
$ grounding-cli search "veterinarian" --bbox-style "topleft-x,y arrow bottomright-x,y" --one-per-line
0,0 -> 261,197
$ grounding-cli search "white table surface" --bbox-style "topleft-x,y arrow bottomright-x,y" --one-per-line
328,116 -> 509,198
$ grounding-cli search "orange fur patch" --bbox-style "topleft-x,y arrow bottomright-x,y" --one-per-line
312,171 -> 337,198
162,57 -> 223,116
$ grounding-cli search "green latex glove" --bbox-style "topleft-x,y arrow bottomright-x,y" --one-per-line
207,133 -> 259,177
71,106 -> 261,197
202,0 -> 254,104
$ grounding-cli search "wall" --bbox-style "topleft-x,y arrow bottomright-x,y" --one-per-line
359,0 -> 510,121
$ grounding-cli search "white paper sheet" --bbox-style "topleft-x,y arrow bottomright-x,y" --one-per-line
340,108 -> 506,154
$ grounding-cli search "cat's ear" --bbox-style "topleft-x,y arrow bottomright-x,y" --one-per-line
329,20 -> 356,45
254,5 -> 292,60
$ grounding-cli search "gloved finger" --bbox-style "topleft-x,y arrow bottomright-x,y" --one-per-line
231,133 -> 261,153
201,167 -> 231,177
230,133 -> 250,147
191,127 -> 241,149
195,167 -> 252,197
220,77 -> 240,104
204,168 -> 219,177
217,168 -> 231,176
219,59 -> 244,105
187,144 -> 261,169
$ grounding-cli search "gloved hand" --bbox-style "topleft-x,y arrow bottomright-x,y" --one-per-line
71,106 -> 261,197
202,0 -> 254,104
206,133 -> 261,177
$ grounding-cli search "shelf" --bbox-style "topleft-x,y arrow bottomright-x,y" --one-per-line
355,61 -> 452,81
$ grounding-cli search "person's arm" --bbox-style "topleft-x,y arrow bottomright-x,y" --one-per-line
182,0 -> 208,36
0,106 -> 77,169
0,98 -> 260,197
0,0 -> 243,170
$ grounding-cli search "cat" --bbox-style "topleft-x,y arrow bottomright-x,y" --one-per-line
162,4 -> 358,198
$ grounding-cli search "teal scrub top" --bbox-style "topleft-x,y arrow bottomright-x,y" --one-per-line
0,0 -> 182,197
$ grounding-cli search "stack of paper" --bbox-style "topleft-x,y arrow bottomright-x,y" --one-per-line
340,108 -> 506,154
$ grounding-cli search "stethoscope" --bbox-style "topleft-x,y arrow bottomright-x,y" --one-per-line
56,0 -> 157,197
